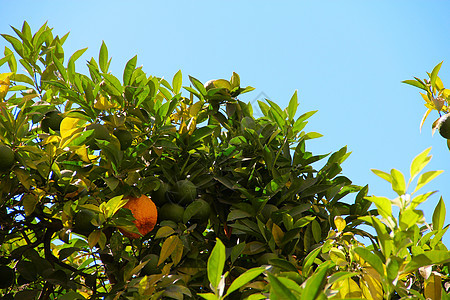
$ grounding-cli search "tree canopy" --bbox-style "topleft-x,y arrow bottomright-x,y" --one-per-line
0,21 -> 449,300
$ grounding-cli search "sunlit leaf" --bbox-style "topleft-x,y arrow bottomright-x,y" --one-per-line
432,197 -> 446,231
208,238 -> 226,291
413,170 -> 443,194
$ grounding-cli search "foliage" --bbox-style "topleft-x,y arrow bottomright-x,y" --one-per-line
403,61 -> 450,148
0,21 -> 449,299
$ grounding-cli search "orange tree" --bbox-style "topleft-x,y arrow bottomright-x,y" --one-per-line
1,22 -> 449,300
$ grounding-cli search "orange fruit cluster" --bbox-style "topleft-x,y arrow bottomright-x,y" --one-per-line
120,195 -> 158,239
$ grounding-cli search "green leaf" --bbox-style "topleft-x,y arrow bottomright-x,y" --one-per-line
301,261 -> 333,300
390,169 -> 406,196
432,197 -> 446,231
52,54 -> 68,82
302,246 -> 321,277
430,61 -> 443,89
413,170 -> 443,194
371,169 -> 392,183
158,235 -> 181,266
353,247 -> 384,278
410,147 -> 432,182
189,75 -> 206,95
99,41 -> 108,73
225,267 -> 265,296
399,208 -> 423,231
123,55 -> 137,86
230,242 -> 245,264
22,194 -> 38,216
287,90 -> 298,122
402,79 -> 427,91
230,72 -> 240,89
105,195 -> 127,219
198,293 -> 219,300
366,196 -> 392,220
404,250 -> 450,274
268,273 -> 297,300
155,226 -> 175,239
172,70 -> 182,94
208,238 -> 226,291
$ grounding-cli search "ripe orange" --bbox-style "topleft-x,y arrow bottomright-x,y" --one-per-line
120,195 -> 158,239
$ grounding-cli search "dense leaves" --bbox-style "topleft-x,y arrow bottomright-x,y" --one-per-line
0,21 -> 449,299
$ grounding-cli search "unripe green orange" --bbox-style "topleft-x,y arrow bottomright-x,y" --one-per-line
0,145 -> 14,171
159,203 -> 185,223
438,113 -> 450,139
172,180 -> 197,204
86,123 -> 110,149
41,111 -> 63,133
190,199 -> 211,222
74,209 -> 97,236
113,129 -> 133,150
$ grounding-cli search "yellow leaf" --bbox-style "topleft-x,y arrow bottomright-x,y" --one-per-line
187,117 -> 196,134
420,108 -> 433,132
424,272 -> 442,300
75,146 -> 90,163
329,247 -> 347,267
332,277 -> 363,299
0,73 -> 13,100
334,216 -> 346,232
94,95 -> 117,110
60,117 -> 85,139
361,271 -> 383,300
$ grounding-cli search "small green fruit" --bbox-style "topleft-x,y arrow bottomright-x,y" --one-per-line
159,203 -> 185,223
113,129 -> 133,150
74,209 -> 97,236
151,181 -> 169,206
438,113 -> 450,139
190,199 -> 211,222
0,145 -> 14,171
41,111 -> 63,133
173,180 -> 197,204
86,123 -> 110,149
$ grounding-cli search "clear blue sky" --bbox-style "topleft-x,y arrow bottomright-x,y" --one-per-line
2,1 -> 450,244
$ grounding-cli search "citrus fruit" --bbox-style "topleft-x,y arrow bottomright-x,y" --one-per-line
120,195 -> 158,239
41,110 -> 63,133
0,145 -> 14,171
151,181 -> 169,206
172,180 -> 197,204
190,199 -> 211,222
0,265 -> 14,289
85,123 -> 110,149
159,203 -> 185,223
74,209 -> 97,236
113,129 -> 133,150
141,254 -> 160,275
437,113 -> 450,139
